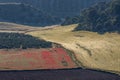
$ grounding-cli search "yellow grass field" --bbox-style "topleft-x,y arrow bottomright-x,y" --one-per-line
27,24 -> 120,75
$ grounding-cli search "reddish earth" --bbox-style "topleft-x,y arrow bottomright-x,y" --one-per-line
0,48 -> 77,70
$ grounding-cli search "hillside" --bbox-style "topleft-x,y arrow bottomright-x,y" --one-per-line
27,24 -> 120,75
0,3 -> 60,26
0,0 -> 111,18
62,0 -> 120,33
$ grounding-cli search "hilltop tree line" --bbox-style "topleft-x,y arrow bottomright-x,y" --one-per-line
62,0 -> 120,33
0,33 -> 52,49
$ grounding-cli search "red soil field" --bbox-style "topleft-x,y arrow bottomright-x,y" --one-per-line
0,48 -> 77,70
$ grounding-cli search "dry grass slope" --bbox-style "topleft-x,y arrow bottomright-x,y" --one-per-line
27,24 -> 120,75
0,22 -> 41,33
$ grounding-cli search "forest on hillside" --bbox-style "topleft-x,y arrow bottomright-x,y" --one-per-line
62,0 -> 120,33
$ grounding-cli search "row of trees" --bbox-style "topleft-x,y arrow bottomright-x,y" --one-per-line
0,33 -> 52,49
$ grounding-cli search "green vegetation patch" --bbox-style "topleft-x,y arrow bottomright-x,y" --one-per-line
62,0 -> 120,34
0,33 -> 52,49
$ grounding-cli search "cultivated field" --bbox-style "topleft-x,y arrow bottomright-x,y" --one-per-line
0,48 -> 76,70
27,24 -> 120,75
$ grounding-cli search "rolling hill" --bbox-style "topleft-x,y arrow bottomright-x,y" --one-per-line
27,24 -> 120,75
0,3 -> 60,26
